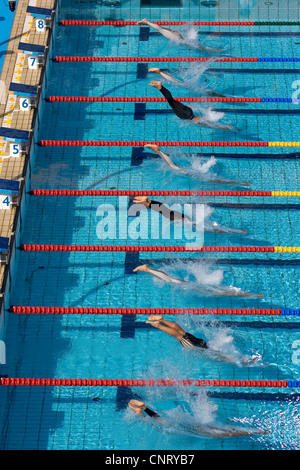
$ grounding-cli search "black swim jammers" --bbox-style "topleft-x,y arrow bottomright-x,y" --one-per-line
159,86 -> 195,121
148,200 -> 187,222
180,332 -> 208,350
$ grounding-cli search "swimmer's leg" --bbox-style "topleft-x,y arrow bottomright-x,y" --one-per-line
150,82 -> 195,120
148,67 -> 161,75
159,317 -> 186,335
133,264 -> 150,273
137,19 -> 183,40
146,316 -> 185,340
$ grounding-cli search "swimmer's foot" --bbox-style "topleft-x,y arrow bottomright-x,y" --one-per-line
146,315 -> 163,327
148,315 -> 163,322
148,68 -> 161,74
144,143 -> 160,152
128,399 -> 146,415
133,196 -> 150,206
137,18 -> 148,25
149,80 -> 162,90
133,264 -> 150,273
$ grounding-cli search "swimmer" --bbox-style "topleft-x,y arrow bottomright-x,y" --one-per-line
132,196 -> 248,234
137,19 -> 222,52
150,81 -> 241,132
145,316 -> 259,365
148,68 -> 226,98
132,195 -> 192,222
133,264 -> 264,298
133,264 -> 186,284
144,144 -> 250,187
128,400 -> 269,437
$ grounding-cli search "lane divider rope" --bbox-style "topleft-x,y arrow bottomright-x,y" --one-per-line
59,20 -> 300,27
37,140 -> 300,147
1,377 -> 299,388
29,189 -> 300,197
53,56 -> 300,62
18,245 -> 300,252
9,306 -> 300,316
45,96 -> 295,103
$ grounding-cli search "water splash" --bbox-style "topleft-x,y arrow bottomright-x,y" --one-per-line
160,150 -> 250,187
124,385 -> 268,438
174,24 -> 223,52
175,59 -> 220,95
159,259 -> 261,298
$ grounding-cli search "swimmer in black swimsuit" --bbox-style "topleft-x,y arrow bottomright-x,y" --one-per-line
132,196 -> 248,234
132,195 -> 192,222
146,315 -> 261,365
150,81 -> 241,132
128,399 -> 269,437
146,315 -> 208,350
144,144 -> 251,187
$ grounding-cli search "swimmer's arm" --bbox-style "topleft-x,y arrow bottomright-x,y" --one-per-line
205,178 -> 250,187
192,117 -> 242,132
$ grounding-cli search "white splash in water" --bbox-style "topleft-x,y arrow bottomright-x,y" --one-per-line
176,59 -> 220,95
200,106 -> 225,123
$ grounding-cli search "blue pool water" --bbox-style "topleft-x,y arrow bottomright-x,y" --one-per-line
1,0 -> 300,451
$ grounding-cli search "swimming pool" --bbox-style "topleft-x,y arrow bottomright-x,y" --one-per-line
0,0 -> 300,451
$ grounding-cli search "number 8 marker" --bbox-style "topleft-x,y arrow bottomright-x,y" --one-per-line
36,19 -> 46,32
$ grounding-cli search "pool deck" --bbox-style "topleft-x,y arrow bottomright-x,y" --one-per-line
0,0 -> 55,295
